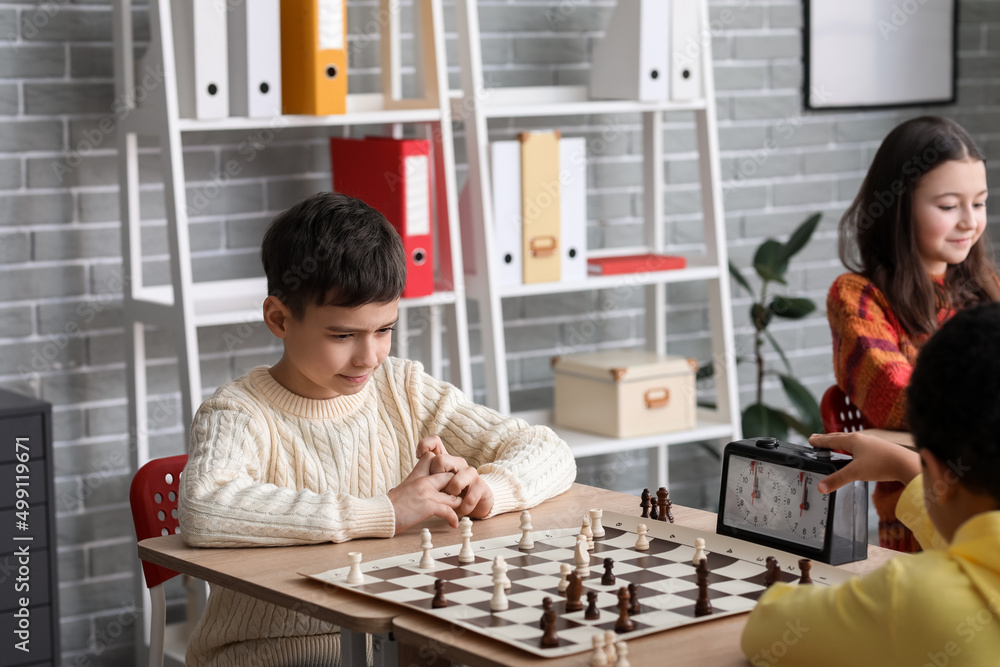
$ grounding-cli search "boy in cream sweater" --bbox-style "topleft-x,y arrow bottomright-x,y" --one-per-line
742,303 -> 1000,666
178,192 -> 576,666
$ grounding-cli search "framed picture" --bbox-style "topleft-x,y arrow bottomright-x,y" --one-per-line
804,0 -> 957,110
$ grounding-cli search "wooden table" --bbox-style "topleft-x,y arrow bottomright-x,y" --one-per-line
138,484 -> 900,666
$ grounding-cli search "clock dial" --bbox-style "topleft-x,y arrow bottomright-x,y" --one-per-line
722,454 -> 829,549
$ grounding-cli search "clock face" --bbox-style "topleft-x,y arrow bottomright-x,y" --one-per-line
721,454 -> 830,549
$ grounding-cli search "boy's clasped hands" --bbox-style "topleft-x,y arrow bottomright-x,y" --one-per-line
387,435 -> 495,533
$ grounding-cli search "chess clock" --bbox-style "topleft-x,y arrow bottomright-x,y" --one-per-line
716,437 -> 869,565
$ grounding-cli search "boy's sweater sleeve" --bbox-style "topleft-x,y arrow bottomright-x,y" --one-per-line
827,275 -> 913,429
178,398 -> 395,547
397,361 -> 576,518
740,561 -> 899,666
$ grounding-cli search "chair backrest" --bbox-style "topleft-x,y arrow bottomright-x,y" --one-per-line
130,454 -> 188,589
820,385 -> 869,433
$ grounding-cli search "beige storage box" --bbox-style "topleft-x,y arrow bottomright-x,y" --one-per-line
552,350 -> 697,438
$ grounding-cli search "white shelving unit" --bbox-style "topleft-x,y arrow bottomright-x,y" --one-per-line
112,1 -> 470,664
453,0 -> 742,485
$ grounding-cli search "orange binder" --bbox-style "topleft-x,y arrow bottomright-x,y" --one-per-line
329,137 -> 435,298
280,0 -> 347,115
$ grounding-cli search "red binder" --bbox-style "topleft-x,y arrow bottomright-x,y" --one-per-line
329,137 -> 434,298
587,253 -> 687,276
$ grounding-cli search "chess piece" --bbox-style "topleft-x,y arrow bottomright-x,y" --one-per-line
604,631 -> 617,663
540,597 -> 553,629
566,572 -> 584,612
664,489 -> 674,523
432,579 -> 447,608
694,558 -> 712,617
627,582 -> 639,615
799,558 -> 813,585
490,558 -> 509,611
649,497 -> 658,521
764,556 -> 779,588
640,488 -> 650,518
590,508 -> 605,538
575,534 -> 591,577
692,537 -> 707,565
346,552 -> 364,584
418,528 -> 435,569
656,487 -> 669,522
540,609 -> 559,648
634,523 -> 649,551
518,510 -> 534,549
458,517 -> 475,563
558,563 -> 572,593
494,555 -> 511,590
602,558 -> 616,586
615,641 -> 630,667
581,515 -> 595,550
585,591 -> 600,619
590,634 -> 608,666
614,587 -> 634,633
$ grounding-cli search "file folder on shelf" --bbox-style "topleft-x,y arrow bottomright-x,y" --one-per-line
281,0 -> 347,115
559,137 -> 587,282
490,141 -> 524,287
171,0 -> 229,119
587,254 -> 687,276
589,0 -> 670,102
228,0 -> 282,118
520,131 -> 562,284
329,137 -> 434,297
671,0 -> 703,101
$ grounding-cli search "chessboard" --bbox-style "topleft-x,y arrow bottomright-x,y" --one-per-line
306,511 -> 855,658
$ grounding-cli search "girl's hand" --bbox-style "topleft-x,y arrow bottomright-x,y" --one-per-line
808,432 -> 922,493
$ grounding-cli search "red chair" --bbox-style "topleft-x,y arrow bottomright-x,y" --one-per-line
130,455 -> 189,667
819,386 -> 920,553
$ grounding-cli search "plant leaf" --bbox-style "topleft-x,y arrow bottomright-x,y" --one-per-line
779,374 -> 823,434
751,304 -> 773,331
777,409 -> 813,439
768,296 -> 816,319
778,212 -> 822,264
742,403 -> 790,441
697,362 -> 715,381
753,239 -> 788,284
729,261 -> 753,295
763,329 -> 793,375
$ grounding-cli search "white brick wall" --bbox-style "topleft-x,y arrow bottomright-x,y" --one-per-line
0,0 -> 998,663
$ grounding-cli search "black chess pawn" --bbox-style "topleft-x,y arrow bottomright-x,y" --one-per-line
628,582 -> 640,615
539,597 -> 553,629
432,579 -> 447,608
694,559 -> 712,617
585,591 -> 600,620
540,609 -> 559,647
649,499 -> 658,522
640,488 -> 650,518
799,558 -> 813,585
602,558 -> 616,585
764,556 -> 780,588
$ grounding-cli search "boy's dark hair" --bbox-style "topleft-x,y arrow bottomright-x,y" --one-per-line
908,302 -> 1000,502
261,192 -> 406,318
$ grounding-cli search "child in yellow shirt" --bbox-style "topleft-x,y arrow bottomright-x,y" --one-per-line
742,302 -> 1000,666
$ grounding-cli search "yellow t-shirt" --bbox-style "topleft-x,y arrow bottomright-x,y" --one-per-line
741,476 -> 1000,666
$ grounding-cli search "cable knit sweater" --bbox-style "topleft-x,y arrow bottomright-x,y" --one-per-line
178,357 -> 576,667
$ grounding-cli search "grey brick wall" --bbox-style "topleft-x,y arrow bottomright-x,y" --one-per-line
0,1 -> 997,664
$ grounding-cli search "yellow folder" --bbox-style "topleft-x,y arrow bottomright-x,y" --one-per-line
280,0 -> 348,115
520,131 -> 562,283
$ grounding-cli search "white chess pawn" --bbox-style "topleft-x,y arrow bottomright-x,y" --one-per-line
558,563 -> 572,593
418,528 -> 435,569
459,516 -> 475,563
490,557 -> 509,611
494,555 -> 511,590
589,633 -> 608,667
518,510 -> 534,549
581,515 -> 594,551
603,630 -> 617,662
589,508 -> 605,538
574,533 -> 591,577
634,524 -> 649,551
346,552 -> 364,584
615,641 -> 630,667
693,537 -> 707,565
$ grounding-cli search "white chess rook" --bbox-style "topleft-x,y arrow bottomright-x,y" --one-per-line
589,508 -> 605,538
346,552 -> 364,585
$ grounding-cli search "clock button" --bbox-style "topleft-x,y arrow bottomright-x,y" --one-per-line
815,448 -> 833,460
755,437 -> 779,449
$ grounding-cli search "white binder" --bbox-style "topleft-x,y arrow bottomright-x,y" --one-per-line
171,1 -> 229,119
671,0 -> 703,101
589,0 -> 670,102
491,141 -> 523,287
559,137 -> 587,282
228,0 -> 282,118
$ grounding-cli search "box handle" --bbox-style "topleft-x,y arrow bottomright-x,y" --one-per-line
529,236 -> 558,257
644,388 -> 670,409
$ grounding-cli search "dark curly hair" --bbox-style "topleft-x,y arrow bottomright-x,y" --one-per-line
908,302 -> 1000,503
261,192 -> 406,318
